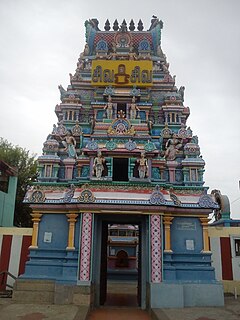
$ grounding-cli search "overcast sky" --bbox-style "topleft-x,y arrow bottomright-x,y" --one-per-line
0,0 -> 239,218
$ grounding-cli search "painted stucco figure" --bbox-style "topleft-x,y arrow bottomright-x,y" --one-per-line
164,134 -> 182,161
104,95 -> 113,119
61,131 -> 77,158
137,152 -> 148,179
93,151 -> 105,178
129,97 -> 140,119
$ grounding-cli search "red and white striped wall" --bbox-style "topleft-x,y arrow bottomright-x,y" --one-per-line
209,226 -> 240,282
0,228 -> 32,290
1,225 -> 240,292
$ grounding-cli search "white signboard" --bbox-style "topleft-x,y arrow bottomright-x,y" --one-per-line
186,239 -> 195,250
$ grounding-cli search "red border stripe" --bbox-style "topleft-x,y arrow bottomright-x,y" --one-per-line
220,237 -> 233,280
18,235 -> 32,276
0,235 -> 12,290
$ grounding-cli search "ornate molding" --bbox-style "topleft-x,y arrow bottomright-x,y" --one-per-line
78,189 -> 95,203
29,187 -> 45,203
198,194 -> 217,208
149,185 -> 166,205
63,184 -> 75,203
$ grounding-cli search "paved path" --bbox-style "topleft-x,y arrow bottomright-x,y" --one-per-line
0,295 -> 240,320
152,296 -> 240,320
0,299 -> 88,320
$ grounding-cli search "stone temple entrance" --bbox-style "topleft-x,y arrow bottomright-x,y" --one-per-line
92,214 -> 148,309
17,17 -> 226,310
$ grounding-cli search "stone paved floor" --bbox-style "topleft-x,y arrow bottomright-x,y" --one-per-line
1,293 -> 240,320
0,300 -> 87,320
152,296 -> 240,320
104,292 -> 138,307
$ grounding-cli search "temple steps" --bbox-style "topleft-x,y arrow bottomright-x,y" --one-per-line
13,279 -> 55,304
12,279 -> 91,306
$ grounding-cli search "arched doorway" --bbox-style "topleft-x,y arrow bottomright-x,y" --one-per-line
115,250 -> 129,268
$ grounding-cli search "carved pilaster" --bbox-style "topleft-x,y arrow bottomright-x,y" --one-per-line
166,161 -> 178,183
63,158 -> 76,180
79,213 -> 93,282
30,212 -> 43,248
163,216 -> 174,252
150,214 -> 162,283
200,217 -> 211,252
66,213 -> 78,250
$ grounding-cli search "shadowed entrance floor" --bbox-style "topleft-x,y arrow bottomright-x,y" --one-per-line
86,308 -> 151,320
87,281 -> 150,320
105,293 -> 138,307
104,281 -> 139,307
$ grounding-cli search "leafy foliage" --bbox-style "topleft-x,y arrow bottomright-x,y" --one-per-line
0,137 -> 37,227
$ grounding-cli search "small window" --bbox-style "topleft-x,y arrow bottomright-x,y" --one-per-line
109,247 -> 116,256
113,158 -> 128,181
190,168 -> 198,181
119,230 -> 126,236
235,239 -> 240,256
110,230 -> 118,236
45,165 -> 52,177
117,103 -> 126,116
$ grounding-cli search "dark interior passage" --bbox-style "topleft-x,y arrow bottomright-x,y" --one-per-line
117,103 -> 126,115
112,158 -> 128,181
100,221 -> 141,307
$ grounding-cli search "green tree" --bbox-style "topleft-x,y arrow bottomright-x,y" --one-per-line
0,137 -> 37,227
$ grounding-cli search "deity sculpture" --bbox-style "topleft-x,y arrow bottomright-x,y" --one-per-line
56,120 -> 67,136
93,151 -> 105,179
137,152 -> 148,179
89,115 -> 95,134
161,61 -> 169,73
104,95 -> 113,119
52,124 -> 57,134
156,45 -> 164,58
83,43 -> 90,56
61,131 -> 77,158
164,134 -> 182,161
147,119 -> 153,133
178,86 -> 185,101
129,97 -> 140,119
114,64 -> 130,85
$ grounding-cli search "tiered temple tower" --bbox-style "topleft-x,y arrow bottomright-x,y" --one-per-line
21,18 -> 227,308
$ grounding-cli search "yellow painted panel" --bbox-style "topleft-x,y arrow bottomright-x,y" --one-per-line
208,226 -> 240,237
91,60 -> 153,87
0,227 -> 33,235
222,280 -> 240,294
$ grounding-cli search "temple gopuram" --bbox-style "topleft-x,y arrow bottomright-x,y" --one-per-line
18,17 -> 228,308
